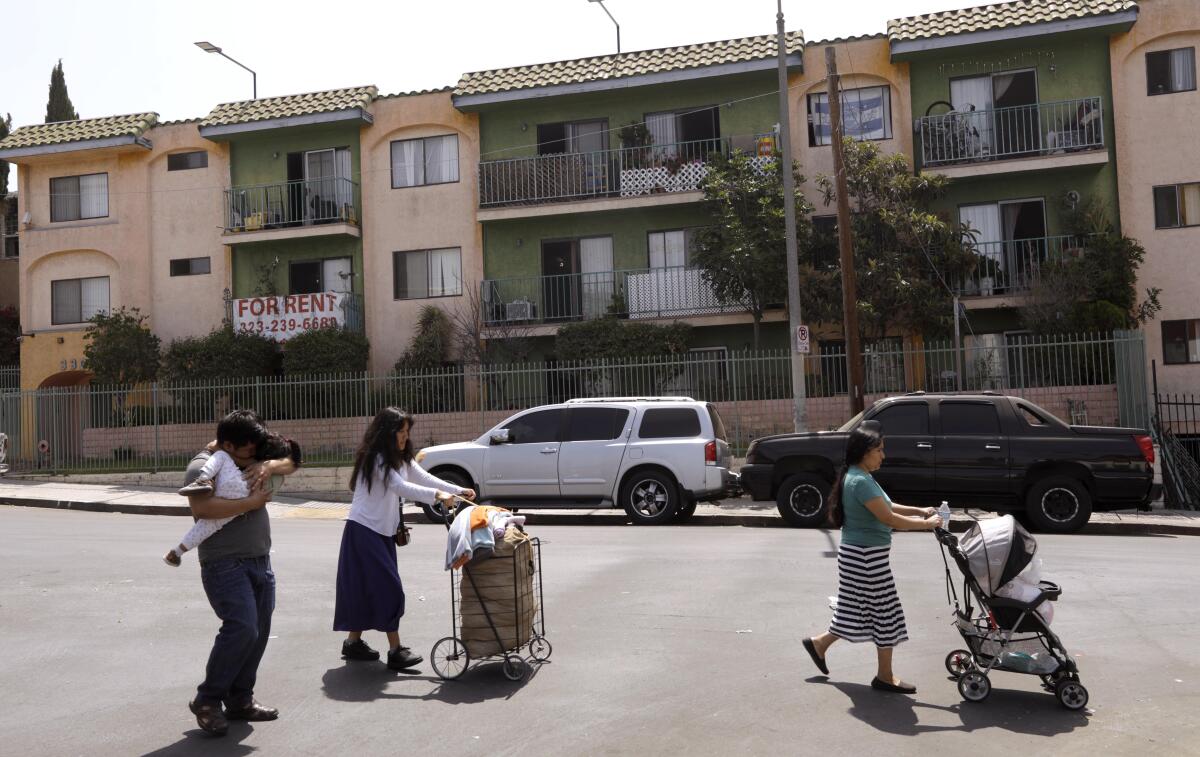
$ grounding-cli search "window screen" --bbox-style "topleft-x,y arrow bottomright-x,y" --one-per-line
871,403 -> 929,435
506,409 -> 563,444
169,257 -> 211,276
1147,47 -> 1197,95
564,407 -> 630,442
638,408 -> 701,439
940,403 -> 1001,435
51,276 -> 109,324
167,151 -> 208,171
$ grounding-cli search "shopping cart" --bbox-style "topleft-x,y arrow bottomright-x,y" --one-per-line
430,499 -> 552,681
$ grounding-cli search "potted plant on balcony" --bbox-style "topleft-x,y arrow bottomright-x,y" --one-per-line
619,121 -> 670,197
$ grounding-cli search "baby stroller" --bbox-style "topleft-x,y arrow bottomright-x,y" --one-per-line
934,516 -> 1089,710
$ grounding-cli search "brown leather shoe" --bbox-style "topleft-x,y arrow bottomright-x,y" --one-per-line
189,700 -> 228,736
224,699 -> 279,722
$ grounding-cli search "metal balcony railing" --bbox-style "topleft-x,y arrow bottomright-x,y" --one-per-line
480,266 -> 748,325
918,97 -> 1104,167
956,235 -> 1089,297
478,138 -> 732,208
223,177 -> 361,233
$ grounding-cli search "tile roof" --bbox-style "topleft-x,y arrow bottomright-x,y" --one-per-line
376,86 -> 454,100
455,30 -> 804,97
0,112 -> 157,151
888,0 -> 1137,43
200,86 -> 378,128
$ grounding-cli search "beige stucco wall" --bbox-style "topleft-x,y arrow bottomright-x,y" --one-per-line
792,37 -> 913,211
1110,0 -> 1200,394
360,92 -> 482,373
13,122 -> 231,388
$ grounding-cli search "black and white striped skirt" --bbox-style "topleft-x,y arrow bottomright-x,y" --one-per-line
828,542 -> 908,648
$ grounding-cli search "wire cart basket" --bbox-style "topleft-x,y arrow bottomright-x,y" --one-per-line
430,508 -> 551,682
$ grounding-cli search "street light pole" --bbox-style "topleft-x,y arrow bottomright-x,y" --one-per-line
195,42 -> 257,100
777,1 -> 807,433
587,0 -> 621,53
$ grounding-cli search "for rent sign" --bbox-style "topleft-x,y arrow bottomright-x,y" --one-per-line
233,292 -> 348,341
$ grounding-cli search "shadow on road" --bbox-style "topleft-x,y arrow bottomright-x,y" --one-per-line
139,722 -> 257,756
321,658 -> 545,705
807,677 -> 1089,736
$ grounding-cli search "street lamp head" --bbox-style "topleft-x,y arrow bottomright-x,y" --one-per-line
195,41 -> 222,53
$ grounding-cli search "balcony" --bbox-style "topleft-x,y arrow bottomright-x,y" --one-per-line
956,235 -> 1089,301
478,138 -> 748,211
481,266 -> 749,326
222,177 -> 361,243
917,97 -> 1107,178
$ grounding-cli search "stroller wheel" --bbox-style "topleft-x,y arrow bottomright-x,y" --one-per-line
502,655 -> 527,681
958,671 -> 991,703
529,635 -> 553,662
431,637 -> 469,681
945,649 -> 974,678
1055,679 -> 1089,710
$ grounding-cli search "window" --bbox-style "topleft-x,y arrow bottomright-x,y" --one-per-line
707,404 -> 728,442
1017,403 -> 1049,427
393,248 -> 461,299
50,173 -> 108,222
643,106 -> 720,154
167,151 -> 208,171
1153,183 -> 1200,229
638,408 -> 701,439
505,409 -> 563,444
2,196 -> 17,259
872,403 -> 929,435
564,407 -> 630,442
537,120 -> 608,156
647,229 -> 699,268
1162,319 -> 1200,365
391,135 -> 459,188
1147,48 -> 1197,95
807,85 -> 892,146
51,276 -> 109,325
288,257 -> 351,295
939,402 -> 1001,435
169,257 -> 211,276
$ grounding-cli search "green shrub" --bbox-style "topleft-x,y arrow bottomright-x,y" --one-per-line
282,327 -> 369,376
162,327 -> 281,383
555,319 -> 692,362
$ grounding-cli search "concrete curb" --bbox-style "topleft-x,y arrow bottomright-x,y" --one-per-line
0,497 -> 192,517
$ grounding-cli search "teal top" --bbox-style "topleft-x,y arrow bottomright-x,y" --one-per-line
840,465 -> 893,547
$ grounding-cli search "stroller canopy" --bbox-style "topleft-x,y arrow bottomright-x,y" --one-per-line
959,515 -> 1037,595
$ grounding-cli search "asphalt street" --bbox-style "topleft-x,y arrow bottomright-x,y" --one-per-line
1,505 -> 1198,756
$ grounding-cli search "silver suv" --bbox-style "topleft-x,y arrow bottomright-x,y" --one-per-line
415,397 -> 736,525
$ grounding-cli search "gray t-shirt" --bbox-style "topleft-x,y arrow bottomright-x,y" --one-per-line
186,451 -> 271,564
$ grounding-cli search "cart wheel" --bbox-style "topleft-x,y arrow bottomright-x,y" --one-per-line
1055,678 -> 1089,710
944,649 -> 974,678
529,636 -> 553,662
431,637 -> 469,681
502,655 -> 527,681
958,671 -> 991,703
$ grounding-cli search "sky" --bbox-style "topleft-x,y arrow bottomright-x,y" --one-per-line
2,0 -> 989,189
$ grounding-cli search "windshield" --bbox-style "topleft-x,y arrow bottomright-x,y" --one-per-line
837,410 -> 866,432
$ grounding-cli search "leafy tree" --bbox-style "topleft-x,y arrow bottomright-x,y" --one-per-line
0,305 -> 19,365
161,327 -> 281,383
692,150 -> 814,349
395,306 -> 454,372
448,286 -> 535,366
806,139 -> 977,342
555,318 -> 691,362
0,112 -> 12,197
45,60 -> 79,123
282,326 -> 369,375
82,307 -> 160,385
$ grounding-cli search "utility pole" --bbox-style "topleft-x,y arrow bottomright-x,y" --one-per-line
825,46 -> 865,417
777,1 -> 807,433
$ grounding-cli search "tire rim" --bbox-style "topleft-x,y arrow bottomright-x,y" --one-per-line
1041,487 -> 1080,523
788,484 -> 824,518
1059,682 -> 1087,709
963,674 -> 987,700
631,479 -> 669,517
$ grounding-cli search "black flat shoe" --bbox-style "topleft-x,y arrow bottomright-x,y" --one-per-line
342,639 -> 380,661
387,646 -> 423,670
871,677 -> 917,694
803,638 -> 829,676
189,700 -> 228,737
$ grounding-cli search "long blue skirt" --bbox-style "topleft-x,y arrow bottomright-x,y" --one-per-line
333,520 -> 405,632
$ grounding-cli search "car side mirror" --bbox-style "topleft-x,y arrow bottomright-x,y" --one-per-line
490,429 -> 512,445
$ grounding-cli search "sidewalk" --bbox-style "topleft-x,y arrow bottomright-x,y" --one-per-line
2,479 -> 1198,535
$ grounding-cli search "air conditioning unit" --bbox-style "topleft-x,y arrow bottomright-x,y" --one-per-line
505,300 -> 533,321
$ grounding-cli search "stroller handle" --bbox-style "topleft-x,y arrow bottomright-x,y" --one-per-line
934,526 -> 959,548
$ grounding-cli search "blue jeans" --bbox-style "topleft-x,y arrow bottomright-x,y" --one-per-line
196,556 -> 275,707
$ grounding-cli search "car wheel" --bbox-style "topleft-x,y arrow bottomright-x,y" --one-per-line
776,473 -> 831,528
620,470 -> 679,525
421,469 -> 474,524
1025,475 -> 1092,534
674,498 -> 698,523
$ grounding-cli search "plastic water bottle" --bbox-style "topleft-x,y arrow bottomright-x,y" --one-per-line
938,501 -> 951,527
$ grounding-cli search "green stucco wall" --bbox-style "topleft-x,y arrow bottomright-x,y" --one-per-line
231,236 -> 363,299
227,122 -> 363,187
476,71 -> 782,159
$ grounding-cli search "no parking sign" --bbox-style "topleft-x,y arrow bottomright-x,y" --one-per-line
795,325 -> 811,354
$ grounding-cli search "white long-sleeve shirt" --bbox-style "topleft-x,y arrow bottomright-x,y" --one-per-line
348,456 -> 467,537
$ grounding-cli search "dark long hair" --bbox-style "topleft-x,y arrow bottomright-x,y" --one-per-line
349,407 -> 415,493
256,432 -> 302,467
828,421 -> 884,528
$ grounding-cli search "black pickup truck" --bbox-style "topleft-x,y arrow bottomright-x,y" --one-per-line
739,393 -> 1157,534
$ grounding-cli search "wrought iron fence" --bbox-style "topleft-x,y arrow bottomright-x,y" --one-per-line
1152,362 -> 1200,509
0,366 -> 18,392
957,235 -> 1089,296
919,96 -> 1104,167
0,332 -> 1147,474
478,138 -> 730,207
223,177 -> 361,232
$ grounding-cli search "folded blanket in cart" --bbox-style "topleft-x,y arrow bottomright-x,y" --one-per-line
446,505 -> 524,570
